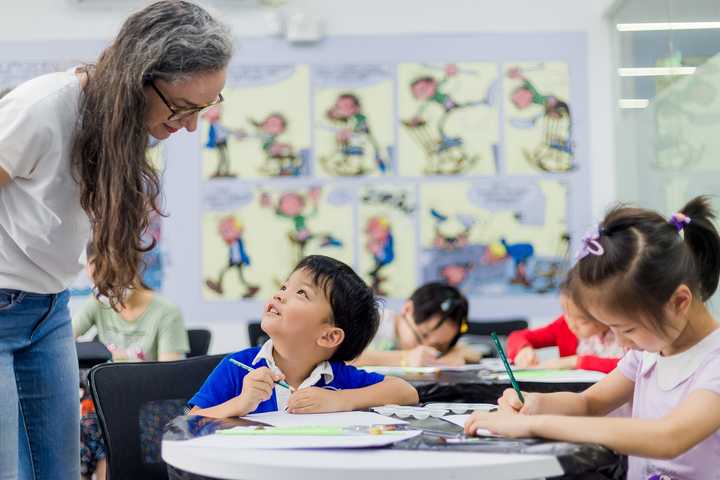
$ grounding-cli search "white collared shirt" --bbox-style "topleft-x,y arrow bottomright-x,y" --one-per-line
252,339 -> 335,411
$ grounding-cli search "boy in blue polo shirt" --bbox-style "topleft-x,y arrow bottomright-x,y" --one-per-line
189,255 -> 418,417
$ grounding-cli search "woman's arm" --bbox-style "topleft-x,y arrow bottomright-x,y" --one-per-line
0,166 -> 10,187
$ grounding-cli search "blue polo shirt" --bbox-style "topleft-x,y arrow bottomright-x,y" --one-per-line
188,347 -> 385,413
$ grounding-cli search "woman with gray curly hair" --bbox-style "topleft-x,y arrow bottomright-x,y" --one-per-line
0,2 -> 233,478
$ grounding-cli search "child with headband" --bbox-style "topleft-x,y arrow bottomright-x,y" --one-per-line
465,196 -> 720,479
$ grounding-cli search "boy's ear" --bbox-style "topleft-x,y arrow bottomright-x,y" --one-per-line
317,326 -> 345,350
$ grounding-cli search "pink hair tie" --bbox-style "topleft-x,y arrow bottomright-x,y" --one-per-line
575,226 -> 605,260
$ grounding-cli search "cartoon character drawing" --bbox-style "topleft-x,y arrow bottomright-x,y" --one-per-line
203,105 -> 243,178
440,263 -> 474,287
248,113 -> 306,176
402,64 -> 492,174
205,216 -> 259,298
430,208 -> 476,251
260,188 -> 343,263
320,93 -> 388,176
365,216 -> 395,296
507,66 -> 574,172
500,238 -> 535,287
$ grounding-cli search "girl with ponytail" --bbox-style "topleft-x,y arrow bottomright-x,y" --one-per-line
465,196 -> 720,479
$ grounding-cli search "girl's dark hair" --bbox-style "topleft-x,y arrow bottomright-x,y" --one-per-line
293,255 -> 380,362
410,282 -> 469,349
72,1 -> 232,309
568,196 -> 720,333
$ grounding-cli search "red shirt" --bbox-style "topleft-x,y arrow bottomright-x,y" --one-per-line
506,315 -> 620,373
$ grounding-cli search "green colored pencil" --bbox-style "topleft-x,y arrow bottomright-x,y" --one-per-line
490,332 -> 525,403
229,358 -> 291,390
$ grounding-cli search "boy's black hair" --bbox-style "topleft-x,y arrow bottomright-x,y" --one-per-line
293,255 -> 379,362
409,282 -> 469,349
568,195 -> 720,335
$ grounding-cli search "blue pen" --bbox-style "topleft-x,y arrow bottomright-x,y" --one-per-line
229,358 -> 291,390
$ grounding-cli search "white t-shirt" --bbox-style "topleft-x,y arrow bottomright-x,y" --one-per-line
0,71 -> 90,293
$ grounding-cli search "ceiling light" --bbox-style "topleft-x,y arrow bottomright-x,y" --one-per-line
618,67 -> 696,77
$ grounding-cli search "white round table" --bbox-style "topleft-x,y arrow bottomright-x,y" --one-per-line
163,439 -> 564,480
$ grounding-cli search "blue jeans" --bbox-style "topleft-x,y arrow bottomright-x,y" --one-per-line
0,289 -> 79,479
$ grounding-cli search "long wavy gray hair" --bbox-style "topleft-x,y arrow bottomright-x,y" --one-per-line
72,0 -> 233,308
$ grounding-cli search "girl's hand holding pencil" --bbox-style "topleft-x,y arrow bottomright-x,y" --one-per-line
497,388 -> 544,415
463,410 -> 539,439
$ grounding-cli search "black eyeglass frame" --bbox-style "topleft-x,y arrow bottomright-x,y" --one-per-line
149,80 -> 224,122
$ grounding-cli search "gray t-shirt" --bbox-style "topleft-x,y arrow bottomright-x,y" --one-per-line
73,294 -> 190,362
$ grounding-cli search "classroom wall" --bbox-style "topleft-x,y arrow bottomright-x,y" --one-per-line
2,0 -> 617,354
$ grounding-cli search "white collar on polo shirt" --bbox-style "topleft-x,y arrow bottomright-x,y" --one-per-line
251,339 -> 335,390
639,328 -> 720,391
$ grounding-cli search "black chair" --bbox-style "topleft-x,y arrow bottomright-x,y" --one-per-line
466,318 -> 528,337
247,321 -> 269,347
89,354 -> 224,480
76,340 -> 112,369
187,329 -> 212,357
464,318 -> 529,358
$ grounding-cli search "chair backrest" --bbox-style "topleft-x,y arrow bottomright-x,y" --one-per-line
187,329 -> 212,357
463,319 -> 529,357
89,354 -> 224,480
76,340 -> 112,370
247,321 -> 269,347
466,318 -> 528,337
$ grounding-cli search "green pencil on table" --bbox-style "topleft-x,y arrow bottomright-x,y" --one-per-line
229,358 -> 291,390
490,332 -> 525,404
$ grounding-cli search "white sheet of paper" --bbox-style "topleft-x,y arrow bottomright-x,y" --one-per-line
442,415 -> 501,437
243,411 -> 407,427
171,429 -> 422,450
495,369 -> 605,383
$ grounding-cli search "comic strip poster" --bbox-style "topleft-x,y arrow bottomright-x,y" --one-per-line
397,62 -> 499,176
200,65 -> 311,180
358,185 -> 417,298
420,180 -> 569,295
504,62 -> 575,174
313,65 -> 395,177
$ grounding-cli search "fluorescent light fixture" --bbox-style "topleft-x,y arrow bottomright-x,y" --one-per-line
617,22 -> 720,32
619,98 -> 649,109
618,66 -> 696,77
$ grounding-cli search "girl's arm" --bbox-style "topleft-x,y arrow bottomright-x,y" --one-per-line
534,390 -> 719,459
159,352 -> 185,361
506,317 -> 566,360
469,389 -> 720,459
499,369 -> 634,417
352,349 -> 406,367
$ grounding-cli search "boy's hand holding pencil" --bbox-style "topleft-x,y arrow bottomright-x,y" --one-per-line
228,367 -> 286,416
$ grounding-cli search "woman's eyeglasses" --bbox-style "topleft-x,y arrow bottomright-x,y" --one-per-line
150,81 -> 224,122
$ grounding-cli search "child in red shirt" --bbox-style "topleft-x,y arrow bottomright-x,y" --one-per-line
507,291 -> 624,373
